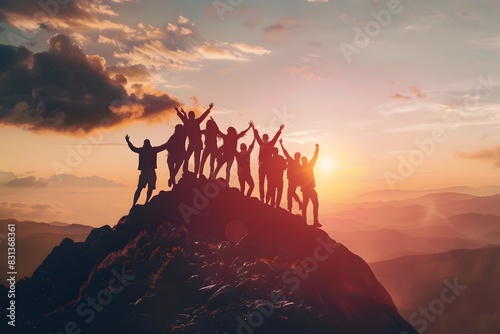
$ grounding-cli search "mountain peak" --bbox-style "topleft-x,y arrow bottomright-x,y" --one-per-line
1,175 -> 417,333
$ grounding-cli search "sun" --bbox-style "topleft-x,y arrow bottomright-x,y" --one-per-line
319,157 -> 336,172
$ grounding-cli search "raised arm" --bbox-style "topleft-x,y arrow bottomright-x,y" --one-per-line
238,121 -> 254,139
125,134 -> 139,153
175,107 -> 187,123
310,144 -> 319,167
155,140 -> 169,153
248,138 -> 256,154
197,102 -> 214,123
279,138 -> 292,160
269,124 -> 285,146
253,128 -> 263,146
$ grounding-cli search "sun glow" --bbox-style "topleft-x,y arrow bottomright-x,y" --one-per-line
319,157 -> 336,172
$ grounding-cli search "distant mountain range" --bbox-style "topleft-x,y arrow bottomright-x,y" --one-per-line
0,171 -> 125,188
0,219 -> 93,283
324,191 -> 500,262
370,246 -> 500,334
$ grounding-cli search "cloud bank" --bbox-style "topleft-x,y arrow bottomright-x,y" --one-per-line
0,34 -> 181,134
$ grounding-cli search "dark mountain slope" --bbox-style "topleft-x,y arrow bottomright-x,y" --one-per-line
1,175 -> 416,334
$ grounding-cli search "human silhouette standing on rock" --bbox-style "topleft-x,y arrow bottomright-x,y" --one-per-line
126,134 -> 168,207
300,144 -> 321,227
165,124 -> 186,187
235,138 -> 256,196
175,103 -> 214,175
253,125 -> 284,203
266,147 -> 287,208
213,122 -> 254,182
199,117 -> 220,179
279,139 -> 303,213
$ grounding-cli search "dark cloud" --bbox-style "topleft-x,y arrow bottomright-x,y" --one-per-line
0,171 -> 17,184
0,0 -> 89,23
458,146 -> 500,167
0,33 -> 180,133
0,0 -> 132,33
4,176 -> 48,188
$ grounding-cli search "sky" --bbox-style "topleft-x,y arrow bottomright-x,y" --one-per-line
1,0 -> 500,226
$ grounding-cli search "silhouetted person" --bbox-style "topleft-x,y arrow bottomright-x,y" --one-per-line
279,139 -> 302,213
235,138 -> 256,196
166,124 -> 186,187
254,124 -> 284,203
126,134 -> 168,207
199,117 -> 220,179
213,122 -> 253,182
175,103 -> 214,175
300,144 -> 321,227
265,147 -> 286,208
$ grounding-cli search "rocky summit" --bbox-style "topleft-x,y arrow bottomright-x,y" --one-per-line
1,174 -> 417,334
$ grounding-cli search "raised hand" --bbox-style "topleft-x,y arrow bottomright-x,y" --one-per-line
125,134 -> 130,141
279,138 -> 283,144
279,124 -> 285,131
315,144 -> 319,148
209,102 -> 214,109
249,121 -> 254,128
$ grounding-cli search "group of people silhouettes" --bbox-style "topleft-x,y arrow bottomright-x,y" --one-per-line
126,102 -> 321,227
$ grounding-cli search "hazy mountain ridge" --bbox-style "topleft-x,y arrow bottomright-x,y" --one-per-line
325,190 -> 500,262
370,247 -> 500,334
0,219 -> 93,283
0,171 -> 125,188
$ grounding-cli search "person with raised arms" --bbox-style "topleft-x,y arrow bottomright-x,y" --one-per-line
279,139 -> 303,213
126,134 -> 169,207
235,137 -> 256,197
213,121 -> 254,182
253,124 -> 284,203
175,102 -> 214,176
300,144 -> 321,227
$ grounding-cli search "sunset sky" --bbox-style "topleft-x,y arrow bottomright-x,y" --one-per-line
1,0 -> 500,225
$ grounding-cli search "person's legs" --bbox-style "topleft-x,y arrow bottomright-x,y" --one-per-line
238,174 -> 245,194
213,154 -> 226,179
167,156 -> 175,187
225,157 -> 234,182
276,179 -> 283,208
173,151 -> 184,175
310,188 -> 320,226
146,187 -> 153,203
133,187 -> 142,207
291,182 -> 302,210
258,164 -> 265,202
246,175 -> 254,197
286,182 -> 293,211
267,178 -> 276,206
145,171 -> 157,204
199,147 -> 209,177
209,149 -> 217,179
193,146 -> 202,175
184,145 -> 194,172
302,189 -> 310,224
133,172 -> 146,207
